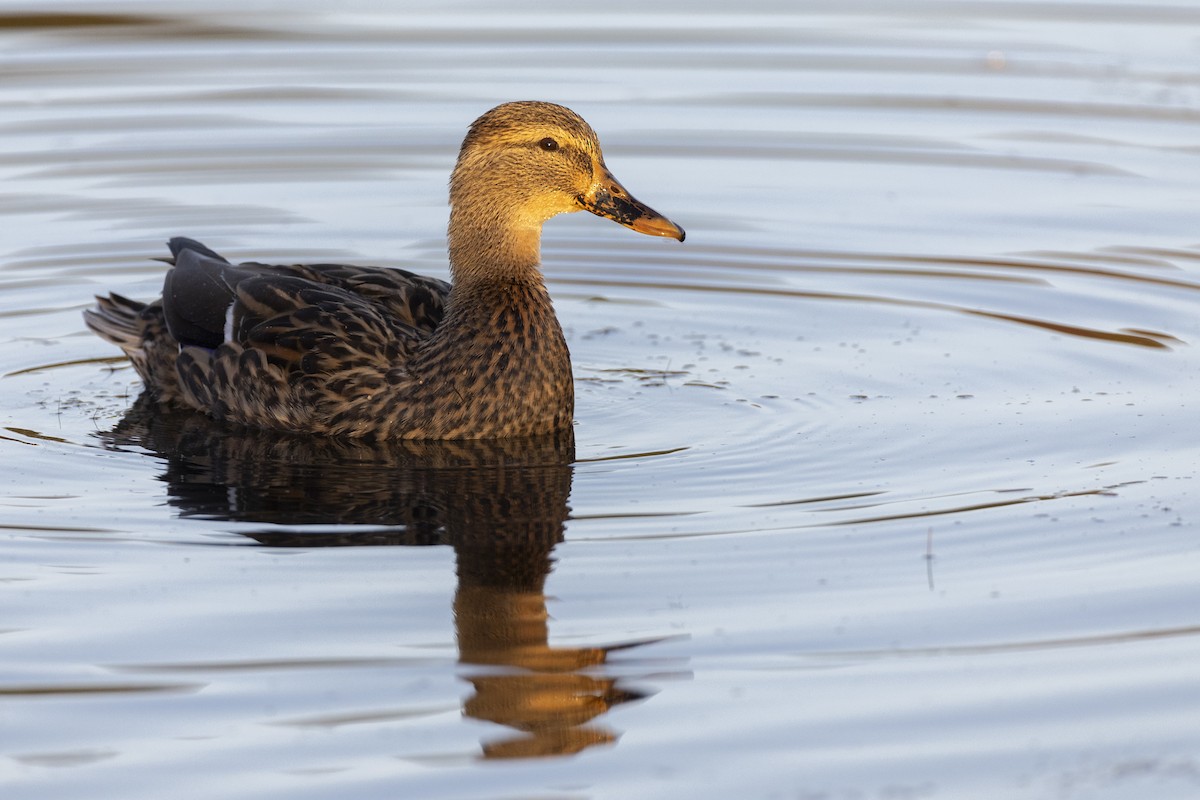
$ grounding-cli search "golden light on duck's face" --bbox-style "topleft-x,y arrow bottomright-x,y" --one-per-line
452,102 -> 686,242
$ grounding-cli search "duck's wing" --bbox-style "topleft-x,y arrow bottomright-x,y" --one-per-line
252,261 -> 450,335
160,239 -> 450,356
159,240 -> 452,434
161,246 -> 256,350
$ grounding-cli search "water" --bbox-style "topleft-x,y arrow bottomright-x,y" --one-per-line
3,2 -> 1200,798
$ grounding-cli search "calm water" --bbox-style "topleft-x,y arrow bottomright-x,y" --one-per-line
4,2 -> 1200,798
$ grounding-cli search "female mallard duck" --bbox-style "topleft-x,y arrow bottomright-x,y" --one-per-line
85,101 -> 685,439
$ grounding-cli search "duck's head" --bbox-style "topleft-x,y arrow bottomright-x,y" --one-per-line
450,101 -> 685,244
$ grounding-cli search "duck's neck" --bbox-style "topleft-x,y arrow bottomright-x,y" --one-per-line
447,204 -> 545,287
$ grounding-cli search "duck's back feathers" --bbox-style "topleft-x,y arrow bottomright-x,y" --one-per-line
88,239 -> 456,434
159,239 -> 450,353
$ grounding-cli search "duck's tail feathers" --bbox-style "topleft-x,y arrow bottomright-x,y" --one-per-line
83,293 -> 148,353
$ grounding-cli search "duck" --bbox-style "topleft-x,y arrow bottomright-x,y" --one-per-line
84,101 -> 685,439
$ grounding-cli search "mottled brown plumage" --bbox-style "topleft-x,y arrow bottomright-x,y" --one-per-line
84,101 -> 685,439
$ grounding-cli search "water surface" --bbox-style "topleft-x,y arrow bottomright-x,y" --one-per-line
4,3 -> 1200,798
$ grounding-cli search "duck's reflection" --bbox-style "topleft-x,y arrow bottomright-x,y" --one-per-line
100,397 -> 656,759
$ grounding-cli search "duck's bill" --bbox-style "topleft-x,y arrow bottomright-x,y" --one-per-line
578,171 -> 686,242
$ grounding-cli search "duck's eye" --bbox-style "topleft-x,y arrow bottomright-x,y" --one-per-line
539,137 -> 559,152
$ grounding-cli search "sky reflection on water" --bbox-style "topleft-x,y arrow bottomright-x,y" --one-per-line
4,2 -> 1200,799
